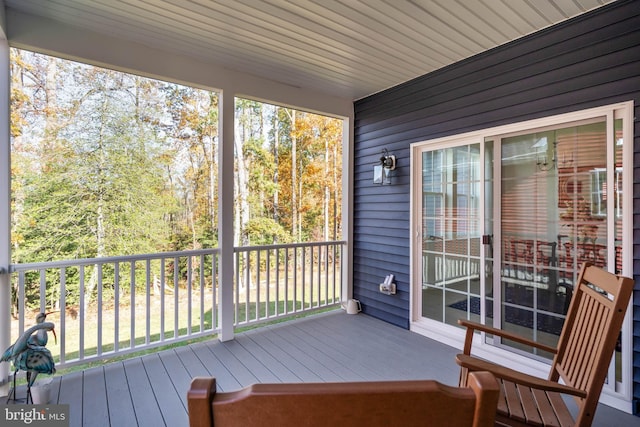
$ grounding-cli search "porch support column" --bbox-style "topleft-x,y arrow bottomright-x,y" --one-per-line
217,91 -> 235,342
0,30 -> 11,394
342,118 -> 353,302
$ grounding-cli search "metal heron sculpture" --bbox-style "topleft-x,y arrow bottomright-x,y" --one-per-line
28,311 -> 54,347
15,344 -> 56,403
1,318 -> 57,403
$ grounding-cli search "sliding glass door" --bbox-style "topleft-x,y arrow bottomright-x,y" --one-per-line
414,103 -> 631,398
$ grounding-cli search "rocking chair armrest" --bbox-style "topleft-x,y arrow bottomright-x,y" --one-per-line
456,354 -> 587,399
458,319 -> 558,355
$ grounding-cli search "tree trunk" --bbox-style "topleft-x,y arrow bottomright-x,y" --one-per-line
84,92 -> 108,313
324,137 -> 330,242
273,111 -> 279,223
44,57 -> 60,310
44,57 -> 58,140
235,102 -> 252,288
10,51 -> 25,315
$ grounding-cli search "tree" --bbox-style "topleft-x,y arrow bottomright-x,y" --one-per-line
10,49 -> 343,310
11,51 -> 186,307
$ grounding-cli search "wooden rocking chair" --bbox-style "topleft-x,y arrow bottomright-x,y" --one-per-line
456,262 -> 634,427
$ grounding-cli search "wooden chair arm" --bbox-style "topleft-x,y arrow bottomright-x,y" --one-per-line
466,371 -> 500,427
456,354 -> 587,398
458,319 -> 557,355
187,377 -> 217,427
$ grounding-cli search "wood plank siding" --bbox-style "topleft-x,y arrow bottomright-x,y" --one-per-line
352,0 -> 640,413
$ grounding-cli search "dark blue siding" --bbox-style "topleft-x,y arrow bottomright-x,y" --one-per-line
353,0 -> 640,413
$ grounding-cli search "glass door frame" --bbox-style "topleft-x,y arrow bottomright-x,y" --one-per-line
409,101 -> 634,412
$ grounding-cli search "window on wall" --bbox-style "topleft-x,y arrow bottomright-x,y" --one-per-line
590,168 -> 622,218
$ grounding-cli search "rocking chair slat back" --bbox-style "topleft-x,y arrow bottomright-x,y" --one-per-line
549,263 -> 633,422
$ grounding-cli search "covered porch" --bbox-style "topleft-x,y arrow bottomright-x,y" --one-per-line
9,311 -> 635,427
2,0 -> 639,423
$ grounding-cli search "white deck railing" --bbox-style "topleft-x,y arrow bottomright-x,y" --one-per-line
234,242 -> 344,326
7,241 -> 344,368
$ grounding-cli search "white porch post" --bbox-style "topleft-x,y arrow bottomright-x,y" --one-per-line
342,118 -> 353,303
218,91 -> 235,341
0,30 -> 11,394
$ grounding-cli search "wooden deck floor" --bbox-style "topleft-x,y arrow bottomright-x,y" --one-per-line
12,310 -> 638,427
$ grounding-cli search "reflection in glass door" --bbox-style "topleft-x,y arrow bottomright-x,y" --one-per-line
496,119 -> 621,358
419,120 -> 624,357
421,145 -> 482,327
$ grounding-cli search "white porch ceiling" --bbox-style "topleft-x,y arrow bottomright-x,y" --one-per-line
4,0 -> 616,100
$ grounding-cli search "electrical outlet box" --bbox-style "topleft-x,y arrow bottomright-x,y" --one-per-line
379,282 -> 396,295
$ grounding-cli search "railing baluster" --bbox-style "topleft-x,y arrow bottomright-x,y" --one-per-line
293,248 -> 298,312
256,250 -> 261,321
114,262 -> 120,352
333,245 -> 344,302
275,248 -> 280,317
309,246 -> 314,307
199,254 -> 205,333
266,249 -> 271,318
301,247 -> 306,310
146,259 -> 151,345
39,269 -> 46,312
317,246 -> 322,306
235,251 -> 240,325
187,255 -> 192,335
173,256 -> 179,339
18,271 -> 25,334
324,245 -> 329,306
212,253 -> 217,331
97,263 -> 103,356
59,268 -> 66,365
130,261 -> 135,350
160,257 -> 165,341
285,247 -> 289,314
79,265 -> 85,361
245,251 -> 250,323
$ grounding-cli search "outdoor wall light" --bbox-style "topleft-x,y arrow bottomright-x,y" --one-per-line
374,149 -> 396,184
